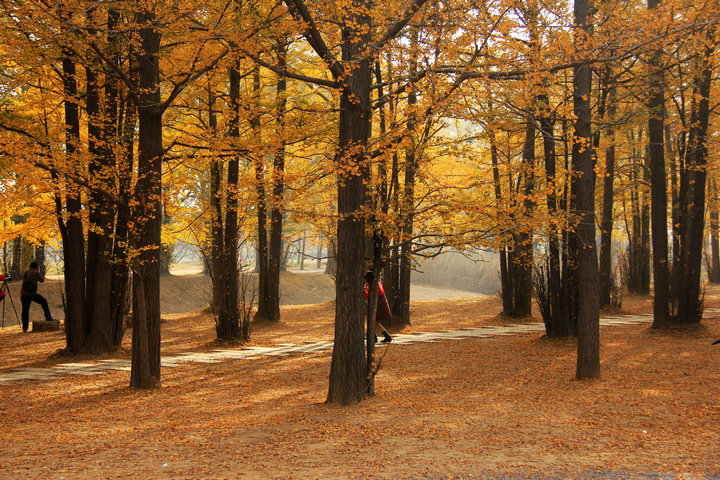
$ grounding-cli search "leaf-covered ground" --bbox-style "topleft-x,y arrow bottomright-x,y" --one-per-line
1,284 -> 719,479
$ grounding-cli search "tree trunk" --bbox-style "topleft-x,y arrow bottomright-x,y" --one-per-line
646,0 -> 670,327
35,243 -> 46,276
252,65 -> 272,322
598,86 -> 617,308
676,35 -> 714,323
84,59 -> 116,354
538,95 -> 563,335
327,1 -> 373,405
511,121 -> 535,318
266,43 -> 288,322
208,87 -> 225,325
61,53 -> 87,353
110,85 -> 134,348
709,179 -> 720,283
489,118 -> 513,314
573,0 -> 600,380
11,236 -> 21,279
396,26 -> 419,328
106,8 -> 130,349
130,7 -> 162,388
215,64 -> 242,340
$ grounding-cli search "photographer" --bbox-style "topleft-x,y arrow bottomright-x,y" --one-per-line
20,262 -> 53,332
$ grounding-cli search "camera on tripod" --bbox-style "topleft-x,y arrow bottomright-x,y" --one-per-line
0,273 -> 20,327
0,274 -> 9,301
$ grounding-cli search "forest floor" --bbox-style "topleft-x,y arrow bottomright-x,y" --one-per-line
0,274 -> 719,479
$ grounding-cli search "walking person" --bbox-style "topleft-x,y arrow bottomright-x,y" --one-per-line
20,262 -> 53,332
364,270 -> 393,343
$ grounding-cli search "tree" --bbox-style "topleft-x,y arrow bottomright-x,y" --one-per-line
573,0 -> 600,380
282,0 -> 429,404
646,0 -> 670,329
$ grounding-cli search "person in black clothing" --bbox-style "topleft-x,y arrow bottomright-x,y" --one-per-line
20,262 -> 53,332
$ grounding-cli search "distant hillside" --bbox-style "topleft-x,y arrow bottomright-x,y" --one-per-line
411,250 -> 500,295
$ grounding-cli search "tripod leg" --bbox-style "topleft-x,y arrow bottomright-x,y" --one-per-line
5,285 -> 21,327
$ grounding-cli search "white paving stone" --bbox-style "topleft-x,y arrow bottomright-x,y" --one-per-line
2,308 -> 713,385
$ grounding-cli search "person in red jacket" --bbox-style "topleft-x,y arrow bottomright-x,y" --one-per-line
20,262 -> 53,332
364,270 -> 392,343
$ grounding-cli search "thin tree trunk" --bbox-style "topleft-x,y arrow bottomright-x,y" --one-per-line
208,86 -> 225,329
709,178 -> 720,283
266,43 -> 288,322
253,65 -> 272,322
538,95 -> 563,334
489,116 -> 513,314
599,86 -> 617,308
396,26 -> 419,328
110,86 -> 133,348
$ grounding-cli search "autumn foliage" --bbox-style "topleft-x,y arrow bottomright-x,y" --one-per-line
0,0 -> 718,401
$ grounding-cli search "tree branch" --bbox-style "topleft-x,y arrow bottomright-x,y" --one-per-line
284,0 -> 343,80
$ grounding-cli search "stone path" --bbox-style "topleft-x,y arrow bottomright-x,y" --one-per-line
2,308 -> 719,385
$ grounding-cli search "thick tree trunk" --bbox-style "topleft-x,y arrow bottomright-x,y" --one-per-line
61,54 -> 87,353
646,2 -> 670,327
84,61 -> 116,353
510,121 -> 535,318
573,0 -> 600,380
130,7 -> 162,388
327,1 -> 372,405
215,65 -> 242,340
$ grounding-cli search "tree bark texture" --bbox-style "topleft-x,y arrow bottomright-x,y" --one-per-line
61,53 -> 87,353
675,35 -> 714,323
130,7 -> 162,388
327,0 -> 373,405
84,62 -> 116,353
646,1 -> 670,327
266,44 -> 288,323
573,0 -> 600,380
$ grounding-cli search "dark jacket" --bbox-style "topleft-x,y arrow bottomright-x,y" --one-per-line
20,269 -> 44,297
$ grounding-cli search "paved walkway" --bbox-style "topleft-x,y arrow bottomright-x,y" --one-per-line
2,309 -> 718,385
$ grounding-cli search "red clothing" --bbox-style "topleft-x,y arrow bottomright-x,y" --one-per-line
364,281 -> 385,298
364,281 -> 392,323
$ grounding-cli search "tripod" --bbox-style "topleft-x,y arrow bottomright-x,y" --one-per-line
0,275 -> 20,329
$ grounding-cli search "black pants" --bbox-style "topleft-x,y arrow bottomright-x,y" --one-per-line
21,294 -> 52,332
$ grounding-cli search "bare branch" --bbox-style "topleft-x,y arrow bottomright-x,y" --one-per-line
284,0 -> 343,80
